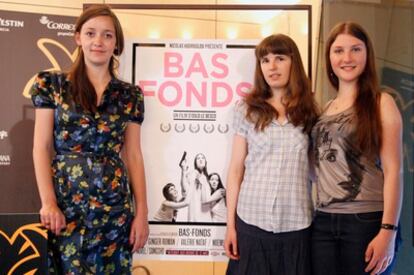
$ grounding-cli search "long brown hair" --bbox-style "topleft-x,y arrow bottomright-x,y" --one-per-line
245,34 -> 319,134
325,22 -> 382,156
69,4 -> 124,113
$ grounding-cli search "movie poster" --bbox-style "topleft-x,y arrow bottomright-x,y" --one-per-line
120,39 -> 256,261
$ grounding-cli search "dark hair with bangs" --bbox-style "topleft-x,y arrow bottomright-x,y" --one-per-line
162,183 -> 176,201
69,4 -> 124,113
325,21 -> 382,156
245,34 -> 319,134
208,173 -> 225,193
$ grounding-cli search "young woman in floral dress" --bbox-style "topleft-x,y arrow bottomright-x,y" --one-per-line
31,5 -> 148,274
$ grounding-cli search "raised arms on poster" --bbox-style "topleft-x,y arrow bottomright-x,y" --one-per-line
153,151 -> 227,224
153,151 -> 191,222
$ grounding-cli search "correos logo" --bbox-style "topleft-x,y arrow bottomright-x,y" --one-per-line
39,16 -> 75,31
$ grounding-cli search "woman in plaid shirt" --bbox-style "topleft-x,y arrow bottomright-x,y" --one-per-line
224,34 -> 319,275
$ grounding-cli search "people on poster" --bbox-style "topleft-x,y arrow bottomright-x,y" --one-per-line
153,182 -> 189,222
224,34 -> 319,275
181,153 -> 213,222
153,151 -> 227,223
153,158 -> 190,222
202,172 -> 226,223
311,21 -> 403,275
30,4 -> 148,274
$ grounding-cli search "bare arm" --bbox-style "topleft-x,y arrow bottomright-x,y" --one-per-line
33,108 -> 66,235
163,198 -> 189,209
365,93 -> 403,274
379,93 -> 403,235
122,123 -> 149,252
201,187 -> 225,204
224,134 -> 247,260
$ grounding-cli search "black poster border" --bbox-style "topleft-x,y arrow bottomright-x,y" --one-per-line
83,3 -> 312,81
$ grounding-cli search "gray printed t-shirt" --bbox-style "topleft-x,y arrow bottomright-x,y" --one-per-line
311,107 -> 384,213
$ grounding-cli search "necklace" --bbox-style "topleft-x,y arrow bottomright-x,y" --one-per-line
330,99 -> 341,110
329,98 -> 354,113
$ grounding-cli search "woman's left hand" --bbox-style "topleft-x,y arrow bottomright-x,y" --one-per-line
364,230 -> 396,274
129,215 -> 149,253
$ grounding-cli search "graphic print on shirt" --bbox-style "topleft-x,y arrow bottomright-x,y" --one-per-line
315,112 -> 366,204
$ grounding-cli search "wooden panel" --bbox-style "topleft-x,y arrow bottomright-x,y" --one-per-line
213,261 -> 228,274
132,260 -> 229,275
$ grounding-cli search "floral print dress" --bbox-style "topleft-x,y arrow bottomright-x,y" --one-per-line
31,71 -> 144,275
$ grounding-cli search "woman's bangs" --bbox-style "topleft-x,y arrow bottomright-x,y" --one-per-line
257,40 -> 290,59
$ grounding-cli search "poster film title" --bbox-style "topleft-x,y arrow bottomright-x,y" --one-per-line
139,52 -> 252,107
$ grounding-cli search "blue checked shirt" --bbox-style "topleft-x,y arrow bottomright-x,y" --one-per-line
233,101 -> 313,233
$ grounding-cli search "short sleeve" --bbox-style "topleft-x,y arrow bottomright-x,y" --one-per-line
128,85 -> 145,124
30,71 -> 56,109
232,100 -> 249,137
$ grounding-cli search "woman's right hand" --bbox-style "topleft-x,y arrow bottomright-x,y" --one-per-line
224,226 -> 239,260
40,203 -> 66,235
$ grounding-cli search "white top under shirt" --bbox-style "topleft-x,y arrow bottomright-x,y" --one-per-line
233,101 -> 313,233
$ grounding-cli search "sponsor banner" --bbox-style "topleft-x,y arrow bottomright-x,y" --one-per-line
121,39 -> 257,261
0,9 -> 76,213
0,213 -> 47,274
0,17 -> 24,32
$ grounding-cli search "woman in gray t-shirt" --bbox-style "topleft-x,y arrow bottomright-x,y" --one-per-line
311,21 -> 403,275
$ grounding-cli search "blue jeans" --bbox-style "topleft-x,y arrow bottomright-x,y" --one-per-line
311,211 -> 400,275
